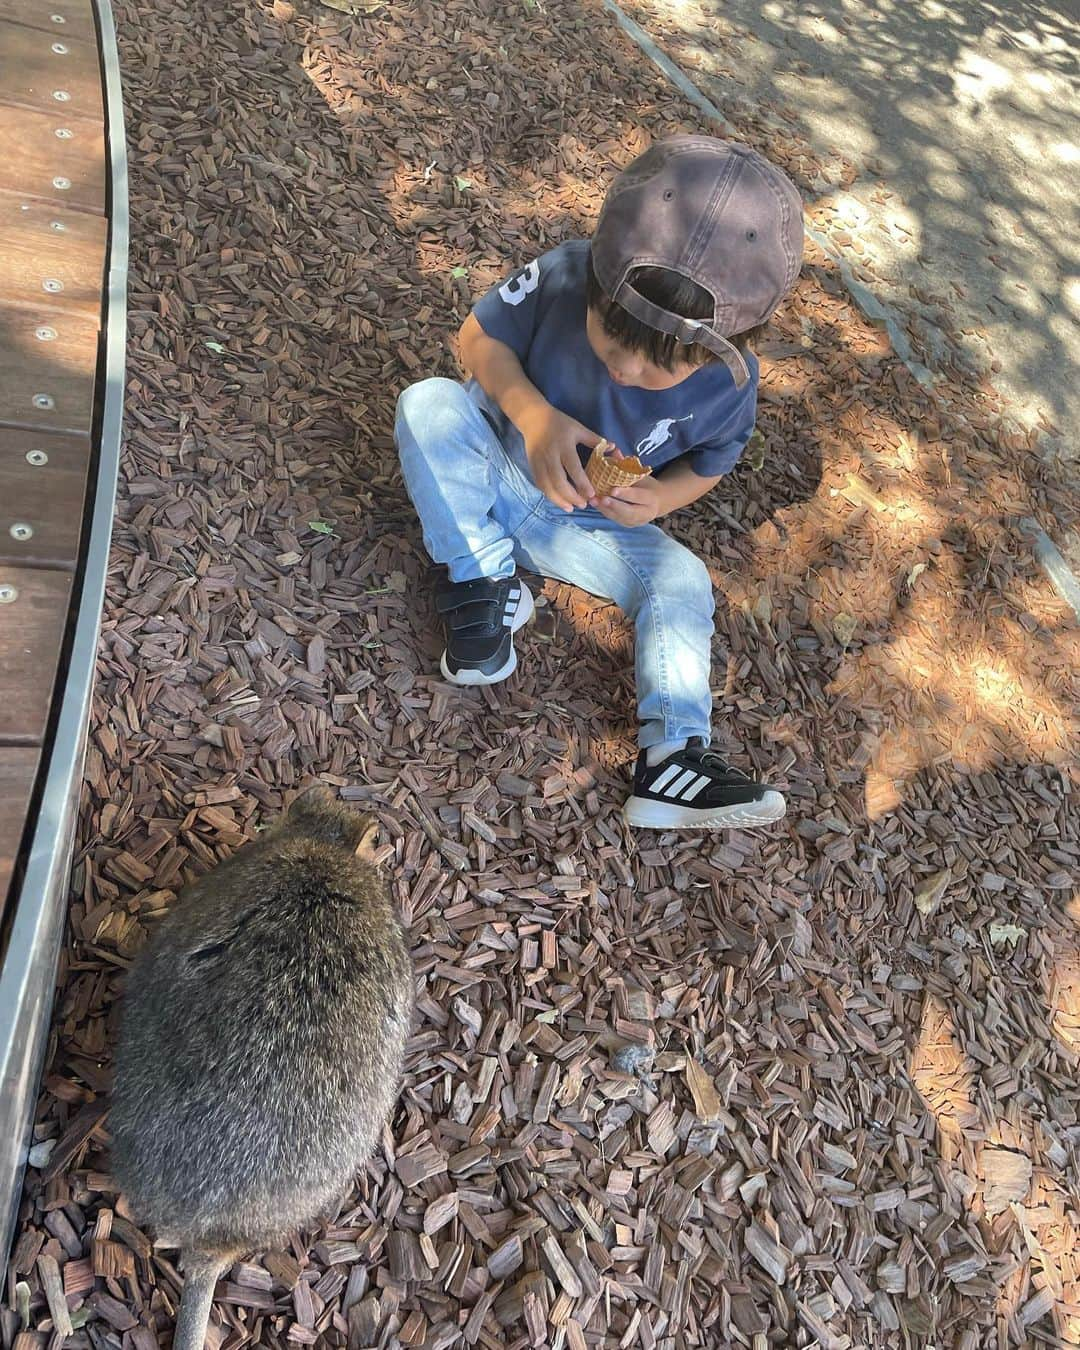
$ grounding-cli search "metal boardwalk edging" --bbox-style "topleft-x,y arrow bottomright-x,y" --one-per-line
0,0 -> 128,1261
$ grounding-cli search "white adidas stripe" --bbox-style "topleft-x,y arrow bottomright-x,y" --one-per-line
665,769 -> 700,799
645,766 -> 715,802
680,773 -> 712,801
648,763 -> 683,794
503,588 -> 521,624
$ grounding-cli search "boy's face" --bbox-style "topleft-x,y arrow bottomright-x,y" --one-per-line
585,309 -> 698,392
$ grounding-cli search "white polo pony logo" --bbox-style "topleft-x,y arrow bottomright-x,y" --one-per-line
636,414 -> 694,459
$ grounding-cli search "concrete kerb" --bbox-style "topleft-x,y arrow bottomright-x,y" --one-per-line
600,0 -> 1080,623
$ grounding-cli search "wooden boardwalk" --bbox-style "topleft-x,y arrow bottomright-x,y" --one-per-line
0,0 -> 109,911
0,0 -> 126,1255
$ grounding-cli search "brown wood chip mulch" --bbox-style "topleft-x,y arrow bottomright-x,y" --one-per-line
4,0 -> 1079,1347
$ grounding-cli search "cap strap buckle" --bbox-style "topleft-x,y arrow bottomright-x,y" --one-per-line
675,318 -> 703,345
614,282 -> 753,388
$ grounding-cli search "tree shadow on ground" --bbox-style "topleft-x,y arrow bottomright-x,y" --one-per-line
633,0 -> 1079,449
8,0 -> 1078,1345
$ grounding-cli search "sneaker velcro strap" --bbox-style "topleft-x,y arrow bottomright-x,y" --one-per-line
435,579 -> 502,615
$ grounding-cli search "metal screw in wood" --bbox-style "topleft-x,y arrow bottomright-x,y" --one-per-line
43,278 -> 64,293
55,128 -> 73,139
33,394 -> 55,410
26,450 -> 49,467
0,586 -> 18,605
50,221 -> 66,231
51,12 -> 67,20
10,524 -> 34,542
52,90 -> 70,101
52,42 -> 69,53
53,177 -> 71,190
36,327 -> 57,341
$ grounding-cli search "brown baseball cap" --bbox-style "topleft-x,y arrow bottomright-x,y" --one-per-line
591,136 -> 804,388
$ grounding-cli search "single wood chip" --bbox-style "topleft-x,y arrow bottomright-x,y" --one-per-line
745,1222 -> 791,1284
36,1254 -> 73,1339
683,1056 -> 723,1123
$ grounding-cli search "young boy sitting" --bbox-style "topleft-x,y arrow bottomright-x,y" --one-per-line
394,136 -> 803,830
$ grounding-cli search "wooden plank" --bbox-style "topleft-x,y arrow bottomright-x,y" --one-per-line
0,105 -> 106,216
0,744 -> 40,909
0,193 -> 107,316
0,191 -> 107,252
0,23 -> 103,124
0,0 -> 96,43
0,428 -> 91,568
0,307 -> 100,435
0,566 -> 72,743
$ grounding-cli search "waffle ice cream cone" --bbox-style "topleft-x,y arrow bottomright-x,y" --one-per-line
586,440 -> 653,495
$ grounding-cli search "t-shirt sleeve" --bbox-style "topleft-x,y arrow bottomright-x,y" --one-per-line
470,253 -> 553,362
684,360 -> 759,477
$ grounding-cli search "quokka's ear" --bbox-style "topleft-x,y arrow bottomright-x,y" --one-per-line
288,783 -> 336,817
286,785 -> 377,855
354,816 -> 380,862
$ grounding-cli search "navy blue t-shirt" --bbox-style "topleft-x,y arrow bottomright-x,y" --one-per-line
469,240 -> 758,478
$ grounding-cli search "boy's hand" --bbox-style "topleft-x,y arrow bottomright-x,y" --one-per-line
518,402 -> 600,513
595,478 -> 665,527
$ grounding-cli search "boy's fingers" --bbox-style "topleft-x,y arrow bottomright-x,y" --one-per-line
556,478 -> 587,510
554,468 -> 588,509
536,459 -> 575,512
596,497 -> 631,524
610,483 -> 653,504
562,452 -> 596,505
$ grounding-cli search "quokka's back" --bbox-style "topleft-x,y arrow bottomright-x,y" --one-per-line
109,787 -> 413,1350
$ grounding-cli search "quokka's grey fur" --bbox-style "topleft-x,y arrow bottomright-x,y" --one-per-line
109,786 -> 413,1350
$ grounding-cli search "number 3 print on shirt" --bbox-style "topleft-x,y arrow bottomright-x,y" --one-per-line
498,261 -> 541,307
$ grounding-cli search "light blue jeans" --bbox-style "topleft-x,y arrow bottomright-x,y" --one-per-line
394,378 -> 714,750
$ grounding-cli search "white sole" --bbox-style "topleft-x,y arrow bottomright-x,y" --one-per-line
440,584 -> 534,687
623,789 -> 787,830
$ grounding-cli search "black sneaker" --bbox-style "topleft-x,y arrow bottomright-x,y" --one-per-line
435,575 -> 534,686
624,738 -> 786,829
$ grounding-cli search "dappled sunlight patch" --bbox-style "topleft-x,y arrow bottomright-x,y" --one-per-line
910,994 -> 981,1160
961,646 -> 1073,743
907,936 -> 1080,1340
834,611 -> 1076,795
858,425 -> 922,475
586,732 -> 639,777
907,1000 -> 1074,1338
994,901 -> 1080,1337
297,19 -> 422,126
863,764 -> 903,818
970,465 -> 1043,521
979,1121 -> 1078,1343
745,491 -> 852,582
1002,572 -> 1080,633
1045,895 -> 1080,1065
542,587 -> 633,664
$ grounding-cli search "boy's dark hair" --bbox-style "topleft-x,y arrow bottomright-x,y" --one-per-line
586,252 -> 765,371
